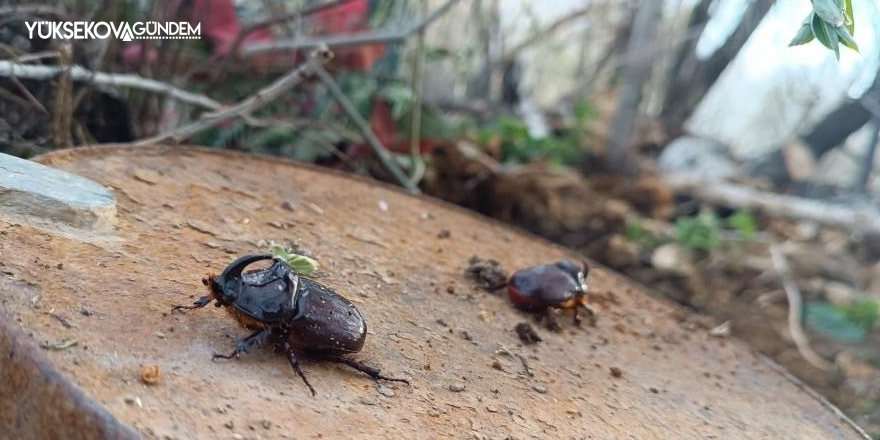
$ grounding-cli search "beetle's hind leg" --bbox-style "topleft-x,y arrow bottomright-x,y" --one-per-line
283,341 -> 317,396
319,354 -> 410,385
213,328 -> 271,360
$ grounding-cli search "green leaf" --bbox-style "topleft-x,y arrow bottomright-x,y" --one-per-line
726,210 -> 758,241
813,0 -> 846,27
836,299 -> 879,330
835,24 -> 859,52
811,13 -> 834,50
826,20 -> 841,59
805,302 -> 867,343
269,245 -> 318,275
789,13 -> 815,46
845,0 -> 855,35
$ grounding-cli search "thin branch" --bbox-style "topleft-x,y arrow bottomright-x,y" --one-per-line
133,46 -> 333,146
313,63 -> 418,194
664,173 -> 880,236
243,0 -> 462,56
501,6 -> 591,62
0,60 -> 223,111
407,14 -> 427,185
208,0 -> 353,90
768,245 -> 832,372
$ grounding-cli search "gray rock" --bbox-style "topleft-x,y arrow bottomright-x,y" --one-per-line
659,136 -> 738,180
0,153 -> 116,231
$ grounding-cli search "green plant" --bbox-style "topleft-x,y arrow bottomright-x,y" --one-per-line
805,300 -> 874,343
726,210 -> 758,241
674,211 -> 722,251
837,299 -> 880,330
476,101 -> 596,166
789,0 -> 857,59
624,219 -> 670,249
269,245 -> 319,275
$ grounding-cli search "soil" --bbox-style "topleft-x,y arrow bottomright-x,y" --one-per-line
0,145 -> 866,439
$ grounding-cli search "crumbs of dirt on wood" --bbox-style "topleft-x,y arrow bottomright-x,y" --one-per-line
515,322 -> 542,344
465,256 -> 507,289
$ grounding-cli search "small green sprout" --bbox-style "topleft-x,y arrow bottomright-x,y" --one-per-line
269,244 -> 318,275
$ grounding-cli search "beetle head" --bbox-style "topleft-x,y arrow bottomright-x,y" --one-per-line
210,254 -> 274,306
554,260 -> 589,293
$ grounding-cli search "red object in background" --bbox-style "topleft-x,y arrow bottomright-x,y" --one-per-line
310,0 -> 385,70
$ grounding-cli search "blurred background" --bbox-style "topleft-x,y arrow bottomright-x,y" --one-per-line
3,0 -> 880,434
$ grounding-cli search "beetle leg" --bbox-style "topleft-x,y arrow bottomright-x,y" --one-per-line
213,327 -> 271,360
318,354 -> 410,385
171,295 -> 212,313
578,295 -> 597,327
283,341 -> 316,396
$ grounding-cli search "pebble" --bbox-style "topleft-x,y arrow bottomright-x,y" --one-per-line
261,420 -> 272,430
486,406 -> 498,413
358,397 -> 378,406
224,421 -> 234,430
449,384 -> 466,392
533,385 -> 548,394
377,386 -> 395,397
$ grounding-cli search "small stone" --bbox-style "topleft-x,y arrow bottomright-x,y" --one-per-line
224,421 -> 234,430
438,230 -> 451,239
154,331 -> 166,339
449,383 -> 466,392
124,396 -> 136,404
435,318 -> 448,327
491,360 -> 504,371
231,434 -> 244,440
649,387 -> 659,393
486,406 -> 498,413
566,408 -> 581,416
261,420 -> 272,430
56,263 -> 63,269
377,386 -> 395,397
709,321 -> 731,338
532,385 -> 548,394
281,201 -> 295,211
357,397 -> 377,406
609,367 -> 623,378
651,243 -> 694,276
215,406 -> 227,414
378,200 -> 389,212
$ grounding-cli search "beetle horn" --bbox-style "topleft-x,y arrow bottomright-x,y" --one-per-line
219,254 -> 274,282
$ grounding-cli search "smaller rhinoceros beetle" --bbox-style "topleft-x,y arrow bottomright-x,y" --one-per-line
506,260 -> 594,326
172,254 -> 408,395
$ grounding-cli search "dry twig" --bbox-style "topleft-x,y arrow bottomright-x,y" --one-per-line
313,63 -> 418,193
243,0 -> 461,56
133,46 -> 333,146
768,244 -> 832,372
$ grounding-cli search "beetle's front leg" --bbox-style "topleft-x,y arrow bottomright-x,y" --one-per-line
171,295 -> 213,313
212,327 -> 271,360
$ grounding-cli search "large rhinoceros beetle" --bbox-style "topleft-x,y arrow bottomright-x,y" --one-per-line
507,260 -> 594,326
172,254 -> 408,395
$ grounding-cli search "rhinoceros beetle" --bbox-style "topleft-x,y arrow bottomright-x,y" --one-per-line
172,254 -> 408,395
506,260 -> 594,326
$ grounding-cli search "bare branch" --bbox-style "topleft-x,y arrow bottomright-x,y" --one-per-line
313,63 -> 418,194
0,60 -> 224,111
768,245 -> 833,372
133,46 -> 333,146
243,0 -> 461,56
664,174 -> 880,236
